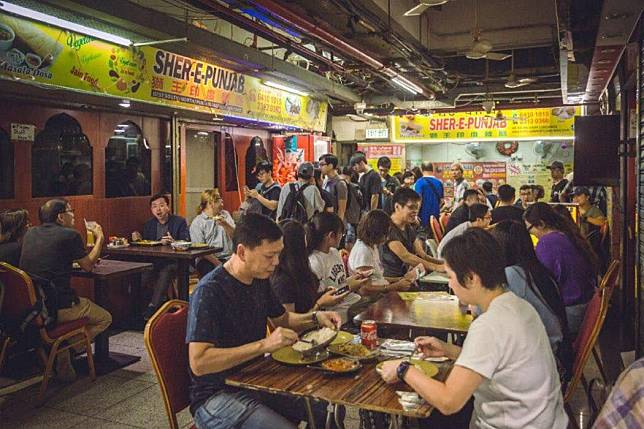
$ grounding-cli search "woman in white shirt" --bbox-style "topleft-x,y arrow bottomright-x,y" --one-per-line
307,212 -> 370,324
189,189 -> 235,277
348,209 -> 417,294
379,228 -> 567,429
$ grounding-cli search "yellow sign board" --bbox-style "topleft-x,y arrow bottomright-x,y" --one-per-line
392,107 -> 580,142
0,13 -> 327,131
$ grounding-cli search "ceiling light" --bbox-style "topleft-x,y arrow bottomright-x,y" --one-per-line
196,131 -> 209,136
262,80 -> 309,96
391,77 -> 419,94
403,0 -> 448,16
0,1 -> 132,46
118,99 -> 131,108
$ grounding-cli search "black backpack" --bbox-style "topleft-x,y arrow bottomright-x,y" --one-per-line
280,183 -> 310,223
343,180 -> 363,212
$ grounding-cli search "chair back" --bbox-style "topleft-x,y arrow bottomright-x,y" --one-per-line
598,260 -> 620,302
439,212 -> 449,232
564,287 -> 609,402
0,262 -> 38,324
430,216 -> 444,242
144,300 -> 190,429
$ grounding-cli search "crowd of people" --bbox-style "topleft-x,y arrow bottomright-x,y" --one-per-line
0,151 -> 611,428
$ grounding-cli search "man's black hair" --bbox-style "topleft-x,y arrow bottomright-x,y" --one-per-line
519,184 -> 532,192
39,199 -> 69,224
392,187 -> 421,208
150,192 -> 170,206
421,162 -> 434,172
232,213 -> 283,251
254,161 -> 273,175
482,181 -> 493,193
319,153 -> 339,169
463,189 -> 479,201
349,152 -> 367,167
468,203 -> 489,222
377,156 -> 392,169
497,184 -> 515,202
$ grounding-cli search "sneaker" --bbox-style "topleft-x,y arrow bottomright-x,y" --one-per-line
55,350 -> 77,383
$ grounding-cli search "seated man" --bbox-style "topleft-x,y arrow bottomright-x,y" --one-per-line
445,189 -> 480,233
133,192 -> 190,320
491,184 -> 524,224
438,203 -> 491,258
20,199 -> 111,381
381,188 -> 444,278
187,213 -> 341,428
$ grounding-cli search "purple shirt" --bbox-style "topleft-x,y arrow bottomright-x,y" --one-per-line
535,231 -> 596,306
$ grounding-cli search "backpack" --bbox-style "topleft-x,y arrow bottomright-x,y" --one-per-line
243,183 -> 280,217
280,183 -> 310,223
344,180 -> 363,213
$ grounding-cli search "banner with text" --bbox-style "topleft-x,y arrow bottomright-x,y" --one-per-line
357,144 -> 405,174
392,107 -> 580,142
433,162 -> 507,200
0,13 -> 327,131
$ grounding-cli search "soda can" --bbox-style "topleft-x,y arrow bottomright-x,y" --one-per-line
360,320 -> 378,349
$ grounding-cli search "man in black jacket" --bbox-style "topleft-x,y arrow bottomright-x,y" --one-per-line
133,193 -> 190,320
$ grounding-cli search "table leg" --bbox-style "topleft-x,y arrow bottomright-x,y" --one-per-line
389,415 -> 401,429
333,404 -> 345,429
177,259 -> 190,301
93,278 -> 109,361
304,398 -> 318,429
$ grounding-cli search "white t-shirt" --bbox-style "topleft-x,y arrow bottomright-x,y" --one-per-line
309,248 -> 361,324
456,291 -> 567,429
437,221 -> 470,258
347,239 -> 387,286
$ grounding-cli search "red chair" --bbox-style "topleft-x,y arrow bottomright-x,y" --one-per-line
144,300 -> 194,429
590,260 -> 620,385
0,262 -> 96,403
439,212 -> 450,233
430,216 -> 444,243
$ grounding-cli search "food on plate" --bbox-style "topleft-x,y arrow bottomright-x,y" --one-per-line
292,327 -> 336,352
108,236 -> 128,246
0,25 -> 13,41
0,15 -> 63,60
321,358 -> 358,372
332,342 -> 372,358
25,52 -> 41,69
170,241 -> 191,251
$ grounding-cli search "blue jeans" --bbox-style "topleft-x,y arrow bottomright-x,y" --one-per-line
194,389 -> 334,429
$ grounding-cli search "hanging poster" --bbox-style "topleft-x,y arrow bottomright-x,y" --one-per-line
392,107 -> 580,142
433,161 -> 507,200
357,144 -> 405,174
0,13 -> 328,131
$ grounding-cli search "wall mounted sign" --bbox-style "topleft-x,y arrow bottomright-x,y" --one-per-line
0,13 -> 328,131
392,107 -> 581,142
357,143 -> 404,173
366,128 -> 389,139
10,123 -> 35,141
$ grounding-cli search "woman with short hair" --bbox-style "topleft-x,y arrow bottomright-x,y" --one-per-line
189,189 -> 235,277
379,228 -> 567,428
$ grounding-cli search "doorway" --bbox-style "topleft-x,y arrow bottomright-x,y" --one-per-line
183,126 -> 220,224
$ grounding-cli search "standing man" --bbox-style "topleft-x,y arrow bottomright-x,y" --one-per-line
187,214 -> 341,428
377,156 -> 400,214
132,193 -> 190,320
350,152 -> 381,213
20,199 -> 111,381
381,188 -> 444,278
548,161 -> 568,203
482,181 -> 498,208
491,185 -> 524,224
319,153 -> 348,223
414,162 -> 444,229
244,161 -> 281,220
515,185 -> 535,209
450,163 -> 470,209
276,162 -> 324,222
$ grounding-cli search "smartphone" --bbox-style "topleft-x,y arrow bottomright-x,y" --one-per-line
332,286 -> 350,296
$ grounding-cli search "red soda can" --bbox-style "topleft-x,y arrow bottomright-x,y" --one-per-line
360,320 -> 378,349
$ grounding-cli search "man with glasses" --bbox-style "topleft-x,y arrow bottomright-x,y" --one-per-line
244,161 -> 281,220
133,193 -> 190,320
20,199 -> 111,382
437,203 -> 491,258
381,188 -> 444,278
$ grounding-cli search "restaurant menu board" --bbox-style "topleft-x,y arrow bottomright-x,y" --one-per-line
392,107 -> 580,142
433,162 -> 507,200
357,144 -> 405,174
0,13 -> 328,131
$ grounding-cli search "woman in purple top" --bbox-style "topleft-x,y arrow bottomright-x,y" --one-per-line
523,202 -> 599,335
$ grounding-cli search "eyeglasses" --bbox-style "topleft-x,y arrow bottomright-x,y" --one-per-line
318,161 -> 328,166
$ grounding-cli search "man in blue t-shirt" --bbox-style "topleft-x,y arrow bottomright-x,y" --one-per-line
413,162 -> 444,227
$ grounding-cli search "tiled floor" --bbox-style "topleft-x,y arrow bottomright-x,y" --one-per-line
0,330 -> 611,428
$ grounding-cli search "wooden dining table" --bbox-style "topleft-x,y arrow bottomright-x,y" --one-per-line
354,291 -> 473,334
71,259 -> 153,374
105,245 -> 221,300
226,356 -> 452,429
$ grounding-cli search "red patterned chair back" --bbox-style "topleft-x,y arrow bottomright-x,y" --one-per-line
439,212 -> 449,232
430,216 -> 444,242
0,262 -> 39,325
144,300 -> 190,429
598,260 -> 620,302
564,287 -> 609,402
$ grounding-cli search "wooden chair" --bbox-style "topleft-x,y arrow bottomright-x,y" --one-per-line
439,212 -> 450,233
144,300 -> 194,429
429,216 -> 444,243
590,260 -> 620,385
0,262 -> 96,404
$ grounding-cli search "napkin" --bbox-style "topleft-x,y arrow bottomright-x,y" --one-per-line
396,391 -> 426,410
380,339 -> 415,352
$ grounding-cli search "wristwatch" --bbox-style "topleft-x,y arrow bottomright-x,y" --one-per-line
397,360 -> 411,383
311,311 -> 320,327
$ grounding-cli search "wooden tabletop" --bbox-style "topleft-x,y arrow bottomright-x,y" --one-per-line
226,356 -> 451,418
105,245 -> 220,259
354,292 -> 473,334
71,259 -> 153,280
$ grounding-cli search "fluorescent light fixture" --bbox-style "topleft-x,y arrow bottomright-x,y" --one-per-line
391,77 -> 420,95
262,80 -> 309,96
118,99 -> 131,108
0,1 -> 132,46
196,131 -> 209,136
